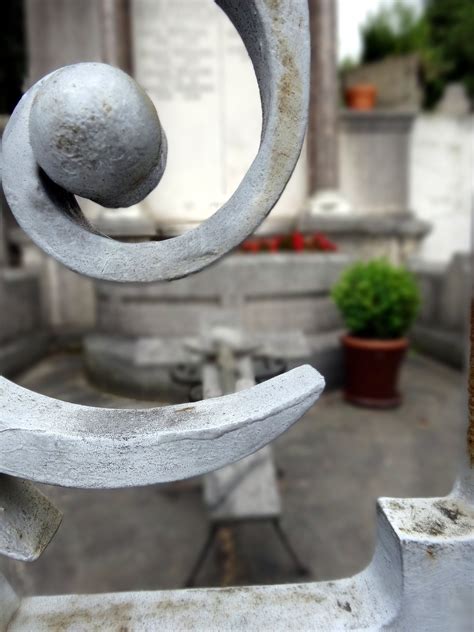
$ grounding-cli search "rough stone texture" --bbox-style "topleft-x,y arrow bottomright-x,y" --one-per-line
29,64 -> 167,208
0,352 -> 464,596
0,359 -> 323,488
411,254 -> 470,368
0,477 -> 62,562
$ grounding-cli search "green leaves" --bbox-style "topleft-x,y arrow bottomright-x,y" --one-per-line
331,259 -> 420,340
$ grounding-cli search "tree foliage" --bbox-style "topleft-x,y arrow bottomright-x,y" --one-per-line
360,0 -> 474,108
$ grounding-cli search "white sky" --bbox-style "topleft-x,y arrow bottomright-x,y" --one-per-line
338,0 -> 424,62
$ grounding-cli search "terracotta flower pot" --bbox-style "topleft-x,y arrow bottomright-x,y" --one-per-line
345,84 -> 377,111
342,335 -> 409,408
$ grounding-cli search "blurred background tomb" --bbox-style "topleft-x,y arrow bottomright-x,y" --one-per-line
0,0 -> 471,602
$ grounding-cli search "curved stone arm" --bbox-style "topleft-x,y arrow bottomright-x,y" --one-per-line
1,0 -> 310,283
0,366 -> 324,489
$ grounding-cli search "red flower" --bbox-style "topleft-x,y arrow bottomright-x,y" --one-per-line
291,231 -> 305,252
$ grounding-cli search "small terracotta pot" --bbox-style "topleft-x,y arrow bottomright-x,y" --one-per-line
345,84 -> 377,111
342,335 -> 408,408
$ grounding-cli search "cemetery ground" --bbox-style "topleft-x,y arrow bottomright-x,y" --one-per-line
1,351 -> 464,595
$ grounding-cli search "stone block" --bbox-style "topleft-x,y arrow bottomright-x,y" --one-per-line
339,111 -> 415,216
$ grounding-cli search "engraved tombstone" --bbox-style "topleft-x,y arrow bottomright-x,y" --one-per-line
131,0 -> 308,235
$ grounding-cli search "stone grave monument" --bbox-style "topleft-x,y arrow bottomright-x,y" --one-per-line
0,1 -> 472,630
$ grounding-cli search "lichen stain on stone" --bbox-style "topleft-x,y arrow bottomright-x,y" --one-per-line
337,599 -> 352,612
15,602 -> 134,631
102,101 -> 113,115
435,502 -> 465,524
266,0 -> 282,12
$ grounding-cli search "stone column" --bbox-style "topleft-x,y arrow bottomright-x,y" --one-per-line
308,0 -> 338,192
25,0 -> 132,86
305,0 -> 350,218
99,0 -> 133,73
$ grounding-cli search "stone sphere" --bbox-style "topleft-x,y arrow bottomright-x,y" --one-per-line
29,63 -> 166,208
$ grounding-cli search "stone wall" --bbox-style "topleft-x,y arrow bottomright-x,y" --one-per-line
94,254 -> 347,338
410,114 -> 473,263
410,254 -> 470,368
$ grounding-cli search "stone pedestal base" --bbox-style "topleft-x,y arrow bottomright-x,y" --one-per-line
84,330 -> 344,401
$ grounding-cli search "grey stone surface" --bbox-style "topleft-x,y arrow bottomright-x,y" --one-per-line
0,353 -> 323,488
205,446 -> 281,522
94,253 -> 348,337
339,111 -> 415,216
0,352 -> 464,594
84,334 -> 199,402
0,476 -> 61,562
308,0 -> 339,192
202,359 -> 281,522
30,64 -> 167,209
410,254 -> 469,368
84,328 -> 344,399
86,253 -> 348,395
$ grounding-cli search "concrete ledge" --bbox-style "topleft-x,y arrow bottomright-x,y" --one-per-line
301,213 -> 430,238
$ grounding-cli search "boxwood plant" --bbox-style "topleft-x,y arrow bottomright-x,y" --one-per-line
331,259 -> 420,339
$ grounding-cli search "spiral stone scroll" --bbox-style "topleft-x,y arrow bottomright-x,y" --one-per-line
0,0 -> 322,566
1,0 -> 310,283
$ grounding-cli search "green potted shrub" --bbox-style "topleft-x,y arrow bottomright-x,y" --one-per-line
331,259 -> 420,408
